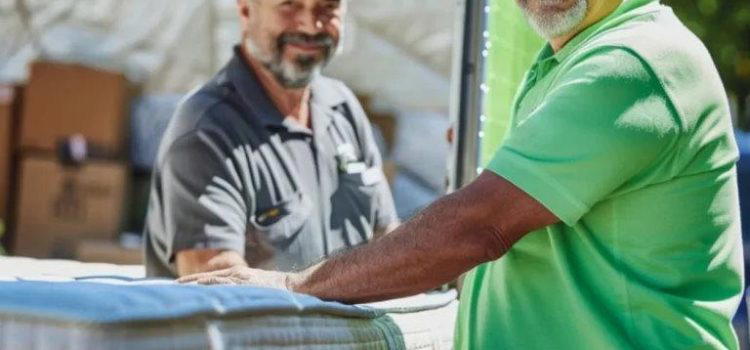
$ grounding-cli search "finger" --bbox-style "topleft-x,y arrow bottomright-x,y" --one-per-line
204,268 -> 236,278
177,273 -> 208,283
228,276 -> 254,285
196,276 -> 236,285
177,268 -> 233,283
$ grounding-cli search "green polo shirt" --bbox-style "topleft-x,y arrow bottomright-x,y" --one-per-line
455,1 -> 744,349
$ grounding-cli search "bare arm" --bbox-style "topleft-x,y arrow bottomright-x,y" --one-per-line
288,171 -> 557,302
175,249 -> 247,277
180,171 -> 558,302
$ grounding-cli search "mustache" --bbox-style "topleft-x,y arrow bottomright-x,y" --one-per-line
278,32 -> 336,49
519,0 -> 573,8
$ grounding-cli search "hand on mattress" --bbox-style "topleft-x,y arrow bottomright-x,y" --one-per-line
182,172 -> 558,304
177,266 -> 291,290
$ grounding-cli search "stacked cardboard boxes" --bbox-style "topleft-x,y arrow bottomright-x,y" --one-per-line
0,85 -> 23,253
10,61 -> 131,259
13,157 -> 127,258
0,86 -> 20,223
75,239 -> 142,265
19,62 -> 130,156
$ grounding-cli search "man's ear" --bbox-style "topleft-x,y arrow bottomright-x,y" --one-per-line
237,0 -> 251,19
237,0 -> 252,31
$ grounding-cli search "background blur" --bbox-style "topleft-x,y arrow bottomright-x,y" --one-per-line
0,0 -> 457,263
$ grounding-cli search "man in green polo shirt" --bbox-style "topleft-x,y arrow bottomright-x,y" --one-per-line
180,0 -> 744,348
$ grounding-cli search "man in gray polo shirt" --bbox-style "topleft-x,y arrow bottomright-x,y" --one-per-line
143,0 -> 398,277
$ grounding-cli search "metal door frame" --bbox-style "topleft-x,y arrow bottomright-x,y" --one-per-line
448,0 -> 489,191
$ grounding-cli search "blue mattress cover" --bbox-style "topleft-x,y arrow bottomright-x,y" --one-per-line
0,281 -> 382,324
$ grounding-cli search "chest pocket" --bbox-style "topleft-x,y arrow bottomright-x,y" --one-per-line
326,103 -> 383,247
249,191 -> 312,244
330,166 -> 383,246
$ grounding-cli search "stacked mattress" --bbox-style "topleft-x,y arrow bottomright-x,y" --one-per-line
0,257 -> 457,349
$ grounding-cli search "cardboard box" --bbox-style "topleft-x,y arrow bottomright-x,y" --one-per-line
12,156 -> 127,258
383,160 -> 398,185
0,86 -> 19,222
370,112 -> 397,153
355,94 -> 397,153
75,239 -> 142,265
19,61 -> 129,156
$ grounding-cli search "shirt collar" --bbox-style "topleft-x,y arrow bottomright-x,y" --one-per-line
226,46 -> 346,132
310,77 -> 347,108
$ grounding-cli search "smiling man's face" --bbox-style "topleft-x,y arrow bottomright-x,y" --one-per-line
239,0 -> 344,89
516,0 -> 589,39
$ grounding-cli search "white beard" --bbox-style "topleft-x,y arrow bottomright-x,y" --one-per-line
520,0 -> 589,39
244,36 -> 324,89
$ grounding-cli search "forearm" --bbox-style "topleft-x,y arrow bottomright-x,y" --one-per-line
178,172 -> 558,301
373,221 -> 400,239
288,191 -> 507,303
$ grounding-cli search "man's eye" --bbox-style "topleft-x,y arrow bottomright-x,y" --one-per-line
321,1 -> 339,11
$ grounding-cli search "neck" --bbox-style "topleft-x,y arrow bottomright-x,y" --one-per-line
549,0 -> 622,52
240,44 -> 312,128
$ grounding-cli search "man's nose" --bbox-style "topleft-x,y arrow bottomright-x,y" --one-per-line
294,10 -> 324,35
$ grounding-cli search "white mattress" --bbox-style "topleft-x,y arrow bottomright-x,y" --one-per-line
0,257 -> 457,350
0,256 -> 145,281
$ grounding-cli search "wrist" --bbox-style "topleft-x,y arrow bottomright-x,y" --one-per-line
284,272 -> 304,293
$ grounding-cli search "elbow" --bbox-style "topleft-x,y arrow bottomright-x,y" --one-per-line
449,203 -> 514,264
476,224 -> 513,263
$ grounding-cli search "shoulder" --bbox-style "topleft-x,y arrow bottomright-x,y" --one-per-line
580,6 -> 714,81
564,46 -> 655,85
315,75 -> 353,97
555,44 -> 667,112
315,75 -> 363,110
168,86 -> 241,137
583,5 -> 710,67
571,6 -> 725,129
155,84 -> 244,169
314,75 -> 369,123
544,47 -> 682,142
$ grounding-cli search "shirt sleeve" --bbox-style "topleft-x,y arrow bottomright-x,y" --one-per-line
158,128 -> 250,260
487,48 -> 680,226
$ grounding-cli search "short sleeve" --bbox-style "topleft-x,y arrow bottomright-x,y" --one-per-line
158,129 -> 250,259
487,48 -> 680,226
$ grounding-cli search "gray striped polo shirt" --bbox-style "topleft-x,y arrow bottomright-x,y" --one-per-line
144,47 -> 398,277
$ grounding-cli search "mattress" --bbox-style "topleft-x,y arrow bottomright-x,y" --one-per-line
0,257 -> 457,350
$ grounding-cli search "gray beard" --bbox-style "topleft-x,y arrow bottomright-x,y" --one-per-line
244,37 -> 328,89
520,0 -> 588,39
263,54 -> 324,89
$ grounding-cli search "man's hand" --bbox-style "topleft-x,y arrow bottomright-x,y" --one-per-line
177,265 -> 292,290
